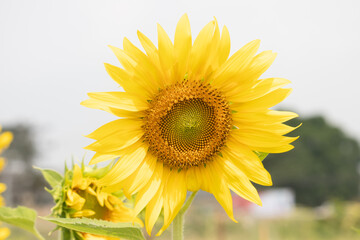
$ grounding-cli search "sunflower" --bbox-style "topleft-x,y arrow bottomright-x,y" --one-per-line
0,126 -> 13,240
64,164 -> 143,240
82,14 -> 298,235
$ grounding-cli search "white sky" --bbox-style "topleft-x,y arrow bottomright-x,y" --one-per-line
1,0 -> 359,169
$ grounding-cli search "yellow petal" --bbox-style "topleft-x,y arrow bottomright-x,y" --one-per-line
157,170 -> 187,236
72,209 -> 96,218
157,23 -> 175,82
206,160 -> 236,222
121,153 -> 157,197
72,164 -> 89,190
233,110 -> 298,125
188,20 -> 217,79
185,167 -> 202,192
230,129 -> 298,153
96,189 -> 108,207
213,39 -> 260,89
85,126 -> 143,154
108,45 -> 136,70
123,37 -> 162,90
229,78 -> 291,103
204,17 -> 221,75
0,183 -> 6,193
223,157 -> 262,206
244,50 -> 277,81
86,186 -> 97,196
82,92 -> 148,112
218,25 -> 230,66
0,158 -> 5,172
98,141 -> 148,186
137,30 -> 158,59
232,88 -> 292,112
0,131 -> 13,152
145,182 -> 164,236
104,63 -> 149,98
223,143 -> 272,186
81,97 -> 143,118
225,50 -> 277,97
89,152 -> 119,165
86,118 -> 143,140
174,14 -> 192,81
0,227 -> 10,239
236,122 -> 301,136
134,161 -> 163,215
66,190 -> 85,210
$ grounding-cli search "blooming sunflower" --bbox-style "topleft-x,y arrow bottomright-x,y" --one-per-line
0,126 -> 13,240
64,164 -> 143,240
82,14 -> 298,235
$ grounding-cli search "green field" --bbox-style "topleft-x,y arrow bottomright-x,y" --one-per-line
4,202 -> 360,240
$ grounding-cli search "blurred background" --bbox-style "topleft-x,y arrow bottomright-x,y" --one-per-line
1,0 -> 360,239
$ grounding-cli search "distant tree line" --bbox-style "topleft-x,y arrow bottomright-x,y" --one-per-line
263,115 -> 360,206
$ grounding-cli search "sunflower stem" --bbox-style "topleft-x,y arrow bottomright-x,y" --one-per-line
172,191 -> 198,240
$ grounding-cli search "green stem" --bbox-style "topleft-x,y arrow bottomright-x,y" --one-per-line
172,191 -> 198,240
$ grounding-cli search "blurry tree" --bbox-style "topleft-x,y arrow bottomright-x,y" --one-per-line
263,115 -> 360,206
1,124 -> 51,206
4,124 -> 36,167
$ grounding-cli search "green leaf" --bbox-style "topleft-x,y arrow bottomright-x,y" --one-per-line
0,206 -> 45,240
34,166 -> 63,189
254,151 -> 269,161
42,217 -> 145,240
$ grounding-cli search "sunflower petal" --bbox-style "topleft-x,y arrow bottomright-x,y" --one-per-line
82,92 -> 148,112
104,63 -> 148,96
213,39 -> 260,89
134,162 -> 163,215
97,141 -> 148,186
189,20 -> 216,79
224,157 -> 262,205
186,166 -> 202,192
232,88 -> 292,112
231,129 -> 298,153
0,131 -> 13,151
145,186 -> 164,236
229,78 -> 291,103
137,30 -> 158,57
121,153 -> 157,197
174,13 -> 192,81
218,25 -> 230,66
233,110 -> 298,125
223,142 -> 272,186
84,126 -> 143,154
206,160 -> 237,222
157,170 -> 187,236
157,24 -> 175,74
123,37 -> 162,90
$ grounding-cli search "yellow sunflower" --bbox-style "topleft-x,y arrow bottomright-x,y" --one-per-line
65,164 -> 143,240
0,126 -> 13,240
82,14 -> 298,235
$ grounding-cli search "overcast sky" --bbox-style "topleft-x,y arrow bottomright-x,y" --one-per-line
1,0 -> 359,169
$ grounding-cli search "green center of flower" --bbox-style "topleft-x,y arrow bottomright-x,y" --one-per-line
161,98 -> 215,152
144,80 -> 232,169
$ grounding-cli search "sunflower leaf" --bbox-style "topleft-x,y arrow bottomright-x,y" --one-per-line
0,206 -> 45,240
34,166 -> 63,189
41,216 -> 145,240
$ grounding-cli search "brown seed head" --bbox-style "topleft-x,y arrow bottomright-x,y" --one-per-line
143,80 -> 232,169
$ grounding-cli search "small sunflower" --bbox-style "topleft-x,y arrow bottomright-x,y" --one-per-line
63,164 -> 143,240
82,14 -> 298,235
0,125 -> 13,240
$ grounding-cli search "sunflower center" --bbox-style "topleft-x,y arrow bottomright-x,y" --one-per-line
144,80 -> 231,169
